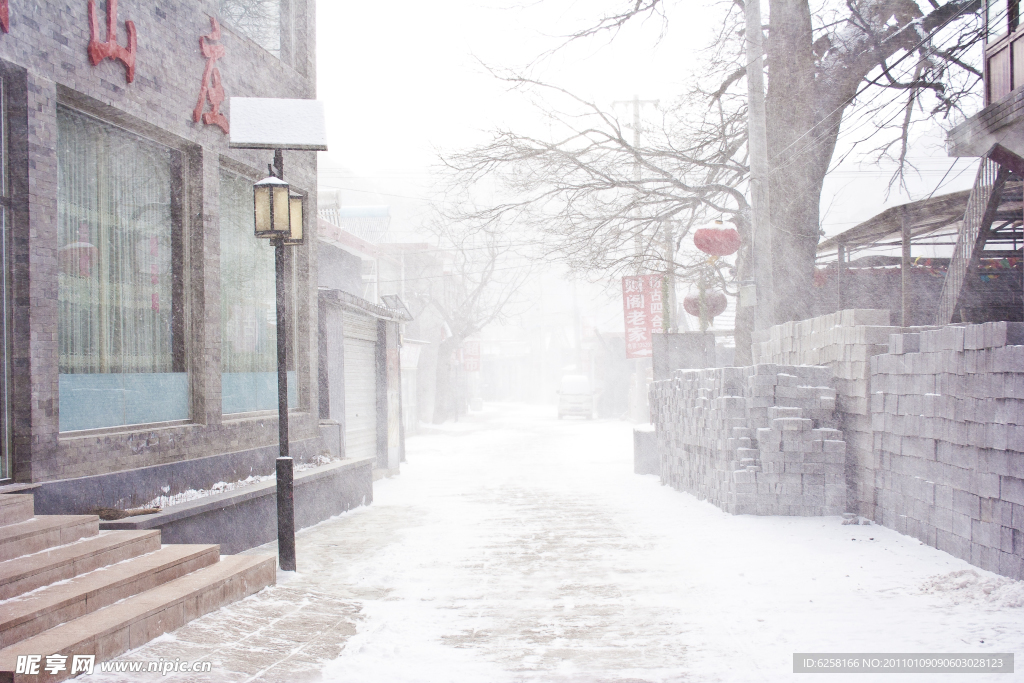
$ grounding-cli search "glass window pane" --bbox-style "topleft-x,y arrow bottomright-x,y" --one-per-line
219,0 -> 281,56
220,170 -> 296,413
57,107 -> 187,431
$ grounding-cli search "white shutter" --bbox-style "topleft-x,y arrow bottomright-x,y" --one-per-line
343,311 -> 377,461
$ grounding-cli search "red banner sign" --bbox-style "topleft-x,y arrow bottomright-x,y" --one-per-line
622,274 -> 663,359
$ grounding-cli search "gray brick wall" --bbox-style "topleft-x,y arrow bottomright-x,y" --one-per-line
873,322 -> 1024,579
0,1 -> 321,482
751,309 -> 932,518
651,365 -> 846,516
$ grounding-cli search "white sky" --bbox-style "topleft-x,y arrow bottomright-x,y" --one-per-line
316,0 -> 983,239
315,0 -> 714,237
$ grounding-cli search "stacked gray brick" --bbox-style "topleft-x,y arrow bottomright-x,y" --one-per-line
651,364 -> 846,516
752,309 -> 930,519
873,321 -> 1024,579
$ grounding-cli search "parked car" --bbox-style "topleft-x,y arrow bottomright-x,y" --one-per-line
557,374 -> 596,419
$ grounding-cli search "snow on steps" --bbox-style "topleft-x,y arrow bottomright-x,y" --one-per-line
0,494 -> 275,683
0,530 -> 162,600
0,497 -> 32,527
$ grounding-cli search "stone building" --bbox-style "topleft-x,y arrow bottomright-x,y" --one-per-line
0,1 -> 347,516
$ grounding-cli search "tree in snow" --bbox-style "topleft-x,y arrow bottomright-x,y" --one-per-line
407,219 -> 531,423
443,0 -> 985,354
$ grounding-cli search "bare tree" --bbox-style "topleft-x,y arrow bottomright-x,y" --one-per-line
443,0 -> 985,343
407,220 -> 531,423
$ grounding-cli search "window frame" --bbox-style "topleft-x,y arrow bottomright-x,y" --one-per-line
55,103 -> 192,433
218,165 -> 298,416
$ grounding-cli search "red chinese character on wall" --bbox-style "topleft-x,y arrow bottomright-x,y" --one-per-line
0,1 -> 9,34
87,0 -> 136,83
193,17 -> 228,134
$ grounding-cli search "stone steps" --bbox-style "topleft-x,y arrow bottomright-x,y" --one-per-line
0,517 -> 98,563
0,543 -> 219,648
0,554 -> 275,682
0,496 -> 34,527
0,494 -> 275,683
0,530 -> 161,600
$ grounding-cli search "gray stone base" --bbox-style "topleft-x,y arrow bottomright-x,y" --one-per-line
634,426 -> 659,476
31,438 -> 323,515
99,458 -> 374,554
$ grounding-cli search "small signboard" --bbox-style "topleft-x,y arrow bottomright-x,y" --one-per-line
463,340 -> 481,372
228,98 -> 328,150
622,274 -> 664,359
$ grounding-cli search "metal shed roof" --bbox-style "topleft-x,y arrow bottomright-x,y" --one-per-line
816,183 -> 1022,262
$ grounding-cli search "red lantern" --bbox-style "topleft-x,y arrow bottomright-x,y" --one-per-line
683,290 -> 728,319
59,241 -> 98,278
693,222 -> 740,257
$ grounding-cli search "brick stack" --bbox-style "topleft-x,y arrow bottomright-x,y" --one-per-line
872,322 -> 1024,579
651,364 -> 846,516
752,309 -> 907,518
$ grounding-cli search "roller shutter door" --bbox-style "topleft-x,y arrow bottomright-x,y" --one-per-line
343,311 -> 377,461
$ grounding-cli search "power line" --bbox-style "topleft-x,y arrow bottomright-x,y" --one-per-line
766,2 -> 988,180
317,185 -> 432,202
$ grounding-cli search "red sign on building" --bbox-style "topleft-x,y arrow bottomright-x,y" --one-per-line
87,0 -> 136,84
193,17 -> 229,134
622,274 -> 663,359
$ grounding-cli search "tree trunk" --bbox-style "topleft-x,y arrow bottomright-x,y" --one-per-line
733,215 -> 754,365
432,337 -> 459,424
765,0 -> 856,326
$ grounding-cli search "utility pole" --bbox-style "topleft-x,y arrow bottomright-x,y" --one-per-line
663,219 -> 677,332
613,95 -> 658,424
572,278 -> 584,372
745,0 -> 774,331
613,95 -> 659,273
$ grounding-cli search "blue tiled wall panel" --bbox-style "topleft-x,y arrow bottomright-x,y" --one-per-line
222,371 -> 297,414
59,373 -> 188,432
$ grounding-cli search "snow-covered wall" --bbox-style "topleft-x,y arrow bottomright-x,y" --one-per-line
872,323 -> 1024,579
651,365 -> 846,516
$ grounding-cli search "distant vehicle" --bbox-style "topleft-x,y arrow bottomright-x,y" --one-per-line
557,374 -> 596,420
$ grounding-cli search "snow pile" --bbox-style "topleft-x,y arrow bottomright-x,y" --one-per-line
922,569 -> 1024,608
134,455 -> 337,511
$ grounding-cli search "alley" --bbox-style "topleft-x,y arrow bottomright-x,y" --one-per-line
93,405 -> 1024,683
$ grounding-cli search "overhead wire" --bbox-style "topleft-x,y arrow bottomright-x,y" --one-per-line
765,2 -> 990,181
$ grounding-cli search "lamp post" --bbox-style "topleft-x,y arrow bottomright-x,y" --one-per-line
229,96 -> 326,573
252,150 -> 304,572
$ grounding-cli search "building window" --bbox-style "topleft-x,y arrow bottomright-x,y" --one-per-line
220,0 -> 281,57
57,106 -> 187,432
988,0 -> 1020,42
220,169 -> 296,413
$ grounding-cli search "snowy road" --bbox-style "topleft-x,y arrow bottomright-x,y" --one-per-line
94,404 -> 1024,683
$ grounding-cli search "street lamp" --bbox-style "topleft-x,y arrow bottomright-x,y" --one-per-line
252,176 -> 290,238
252,158 -> 303,573
230,96 -> 326,574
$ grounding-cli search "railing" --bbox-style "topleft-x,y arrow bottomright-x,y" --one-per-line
936,157 -> 1006,324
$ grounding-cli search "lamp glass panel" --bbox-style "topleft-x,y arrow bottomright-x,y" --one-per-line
253,185 -> 272,236
272,185 -> 290,234
289,196 -> 303,242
